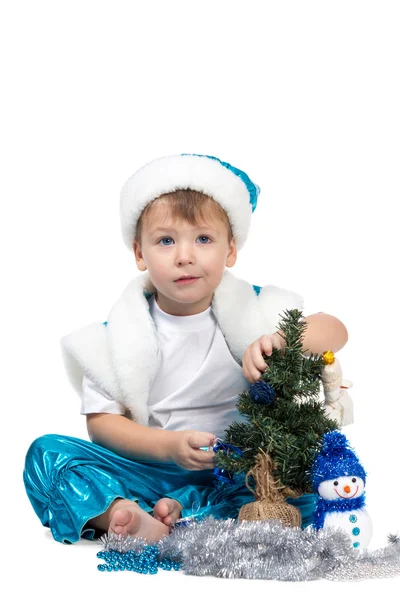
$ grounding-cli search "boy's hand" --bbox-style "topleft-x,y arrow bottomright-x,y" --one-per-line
169,430 -> 216,471
242,333 -> 285,384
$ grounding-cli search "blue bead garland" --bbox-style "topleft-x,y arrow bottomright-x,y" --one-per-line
96,546 -> 182,574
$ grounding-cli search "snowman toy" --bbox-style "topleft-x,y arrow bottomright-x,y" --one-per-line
310,431 -> 373,550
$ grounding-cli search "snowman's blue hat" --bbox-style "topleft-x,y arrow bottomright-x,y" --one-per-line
311,431 -> 366,491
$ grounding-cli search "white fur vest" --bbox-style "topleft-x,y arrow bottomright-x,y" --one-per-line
61,269 -> 303,425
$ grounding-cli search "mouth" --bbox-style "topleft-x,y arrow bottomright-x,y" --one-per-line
175,277 -> 200,284
335,485 -> 359,499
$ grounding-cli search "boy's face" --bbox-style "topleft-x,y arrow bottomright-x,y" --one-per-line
133,201 -> 237,316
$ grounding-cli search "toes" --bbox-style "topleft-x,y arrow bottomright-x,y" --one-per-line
163,514 -> 174,526
113,509 -> 132,526
112,524 -> 125,535
154,498 -> 171,519
110,509 -> 133,534
153,498 -> 182,525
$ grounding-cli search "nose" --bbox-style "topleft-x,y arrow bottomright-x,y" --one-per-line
343,485 -> 351,493
175,243 -> 195,265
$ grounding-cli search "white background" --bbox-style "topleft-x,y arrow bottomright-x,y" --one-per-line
2,1 -> 400,597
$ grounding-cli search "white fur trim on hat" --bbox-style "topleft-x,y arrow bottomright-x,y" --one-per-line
120,154 -> 255,252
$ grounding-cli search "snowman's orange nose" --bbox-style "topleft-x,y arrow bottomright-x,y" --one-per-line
343,485 -> 351,493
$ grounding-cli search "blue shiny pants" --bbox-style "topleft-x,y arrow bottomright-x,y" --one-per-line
23,434 -> 317,544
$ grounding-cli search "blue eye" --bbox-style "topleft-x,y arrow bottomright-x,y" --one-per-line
159,237 -> 173,246
158,236 -> 211,246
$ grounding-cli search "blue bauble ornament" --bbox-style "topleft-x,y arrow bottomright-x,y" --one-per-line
212,441 -> 244,485
212,466 -> 235,484
249,380 -> 275,405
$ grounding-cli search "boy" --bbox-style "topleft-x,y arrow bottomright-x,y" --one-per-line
24,154 -> 348,543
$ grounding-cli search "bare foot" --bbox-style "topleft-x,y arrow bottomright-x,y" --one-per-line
153,498 -> 183,526
108,499 -> 170,541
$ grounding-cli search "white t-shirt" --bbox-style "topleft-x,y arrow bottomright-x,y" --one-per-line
81,294 -> 251,439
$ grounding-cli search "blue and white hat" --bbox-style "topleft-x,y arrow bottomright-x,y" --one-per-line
311,431 -> 367,491
120,153 -> 260,252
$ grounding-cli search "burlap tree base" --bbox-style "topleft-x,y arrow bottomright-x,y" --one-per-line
238,450 -> 302,528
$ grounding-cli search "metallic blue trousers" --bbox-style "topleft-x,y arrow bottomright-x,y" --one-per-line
23,434 -> 317,544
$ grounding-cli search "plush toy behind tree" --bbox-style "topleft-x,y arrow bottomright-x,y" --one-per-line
321,351 -> 354,426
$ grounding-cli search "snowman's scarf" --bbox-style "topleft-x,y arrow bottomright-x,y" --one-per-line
313,492 -> 366,530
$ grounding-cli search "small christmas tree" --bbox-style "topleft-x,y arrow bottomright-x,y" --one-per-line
214,308 -> 338,525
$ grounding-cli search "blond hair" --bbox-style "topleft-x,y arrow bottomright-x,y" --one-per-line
134,189 -> 233,246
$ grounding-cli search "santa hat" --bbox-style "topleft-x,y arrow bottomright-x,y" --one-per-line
120,153 -> 260,252
311,431 -> 366,490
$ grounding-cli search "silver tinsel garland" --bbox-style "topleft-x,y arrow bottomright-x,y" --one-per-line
99,517 -> 400,581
